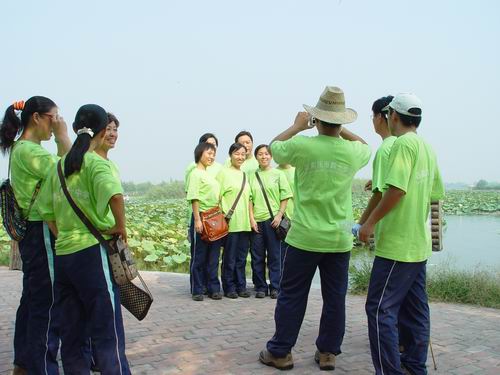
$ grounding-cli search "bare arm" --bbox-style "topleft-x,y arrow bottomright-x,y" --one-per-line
47,221 -> 58,237
104,194 -> 127,242
270,112 -> 313,146
52,117 -> 72,156
271,199 -> 288,228
192,200 -> 203,234
249,201 -> 259,232
340,127 -> 368,144
358,191 -> 382,225
359,186 -> 405,242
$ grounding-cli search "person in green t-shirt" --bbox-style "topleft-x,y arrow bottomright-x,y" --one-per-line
38,104 -> 131,374
249,145 -> 293,299
186,142 -> 224,301
276,164 -> 295,219
358,93 -> 445,375
354,95 -> 396,239
224,130 -> 259,173
260,86 -> 371,371
0,96 -> 71,375
184,133 -> 222,294
217,142 -> 253,299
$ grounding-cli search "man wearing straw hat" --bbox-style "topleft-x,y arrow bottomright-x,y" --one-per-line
259,86 -> 371,371
358,93 -> 444,375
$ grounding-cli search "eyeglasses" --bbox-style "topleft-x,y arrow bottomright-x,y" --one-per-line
41,113 -> 58,121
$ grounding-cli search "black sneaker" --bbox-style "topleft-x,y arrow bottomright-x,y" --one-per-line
255,291 -> 266,298
238,290 -> 251,298
209,292 -> 223,300
192,294 -> 204,301
270,290 -> 279,299
225,292 -> 238,299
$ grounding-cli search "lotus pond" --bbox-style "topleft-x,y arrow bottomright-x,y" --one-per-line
0,190 -> 499,272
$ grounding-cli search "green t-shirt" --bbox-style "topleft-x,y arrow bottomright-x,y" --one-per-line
372,136 -> 397,193
249,168 -> 293,222
184,161 -> 223,190
224,157 -> 259,174
216,167 -> 252,232
276,166 -> 295,218
186,168 -> 221,212
371,136 -> 397,244
271,135 -> 371,252
375,132 -> 445,262
38,152 -> 124,255
10,140 -> 58,221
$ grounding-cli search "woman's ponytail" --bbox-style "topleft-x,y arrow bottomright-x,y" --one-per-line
0,96 -> 56,155
64,104 -> 108,177
0,105 -> 22,154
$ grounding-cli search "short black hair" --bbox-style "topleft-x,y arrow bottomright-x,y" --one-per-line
194,142 -> 216,163
254,144 -> 271,158
372,95 -> 394,117
198,132 -> 218,147
228,142 -> 246,156
317,119 -> 341,128
234,130 -> 253,143
107,112 -> 120,127
390,107 -> 422,128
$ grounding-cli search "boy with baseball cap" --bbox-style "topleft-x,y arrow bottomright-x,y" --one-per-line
359,93 -> 445,375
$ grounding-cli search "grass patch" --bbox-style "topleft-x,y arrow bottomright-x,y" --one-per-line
0,245 -> 9,267
349,260 -> 500,309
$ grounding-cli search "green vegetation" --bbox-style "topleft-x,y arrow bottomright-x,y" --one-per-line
474,179 -> 500,190
350,260 -> 500,309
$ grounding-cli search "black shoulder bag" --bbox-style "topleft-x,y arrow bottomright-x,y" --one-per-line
0,145 -> 41,241
255,172 -> 290,241
57,161 -> 153,321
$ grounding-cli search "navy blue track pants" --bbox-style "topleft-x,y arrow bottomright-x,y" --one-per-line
55,244 -> 130,375
14,221 -> 59,374
222,232 -> 250,294
250,219 -> 281,293
267,244 -> 350,357
365,256 -> 430,375
189,221 -> 222,295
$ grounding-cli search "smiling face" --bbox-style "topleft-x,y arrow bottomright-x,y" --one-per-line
103,121 -> 118,151
237,135 -> 253,157
230,146 -> 247,168
256,146 -> 271,169
200,148 -> 216,168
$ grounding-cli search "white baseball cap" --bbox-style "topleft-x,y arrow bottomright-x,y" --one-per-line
383,93 -> 422,117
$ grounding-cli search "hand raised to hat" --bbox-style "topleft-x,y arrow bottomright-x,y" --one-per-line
293,112 -> 315,132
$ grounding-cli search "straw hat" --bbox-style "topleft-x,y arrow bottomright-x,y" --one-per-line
303,86 -> 357,125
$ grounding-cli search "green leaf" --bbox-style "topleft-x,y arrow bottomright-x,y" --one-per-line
172,253 -> 187,264
144,254 -> 158,262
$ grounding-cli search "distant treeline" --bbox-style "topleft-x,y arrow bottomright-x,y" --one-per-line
122,178 -> 371,200
122,181 -> 185,199
474,180 -> 500,190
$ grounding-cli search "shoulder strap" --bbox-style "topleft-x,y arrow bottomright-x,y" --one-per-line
255,172 -> 274,219
57,161 -> 114,254
9,143 -> 42,219
225,173 -> 246,221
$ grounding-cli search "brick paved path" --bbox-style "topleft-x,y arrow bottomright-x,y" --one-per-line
1,267 -> 499,374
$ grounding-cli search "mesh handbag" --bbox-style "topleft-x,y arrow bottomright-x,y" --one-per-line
57,161 -> 153,321
0,147 -> 41,241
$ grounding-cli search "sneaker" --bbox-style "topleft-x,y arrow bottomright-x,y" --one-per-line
238,290 -> 251,298
255,291 -> 266,298
225,292 -> 238,299
270,290 -> 279,299
209,292 -> 222,300
314,350 -> 335,371
259,349 -> 293,370
192,294 -> 204,301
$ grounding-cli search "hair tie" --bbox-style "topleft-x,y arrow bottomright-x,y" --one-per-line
12,101 -> 25,111
76,127 -> 94,137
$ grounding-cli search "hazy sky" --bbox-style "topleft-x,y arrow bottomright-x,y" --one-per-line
1,0 -> 499,184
